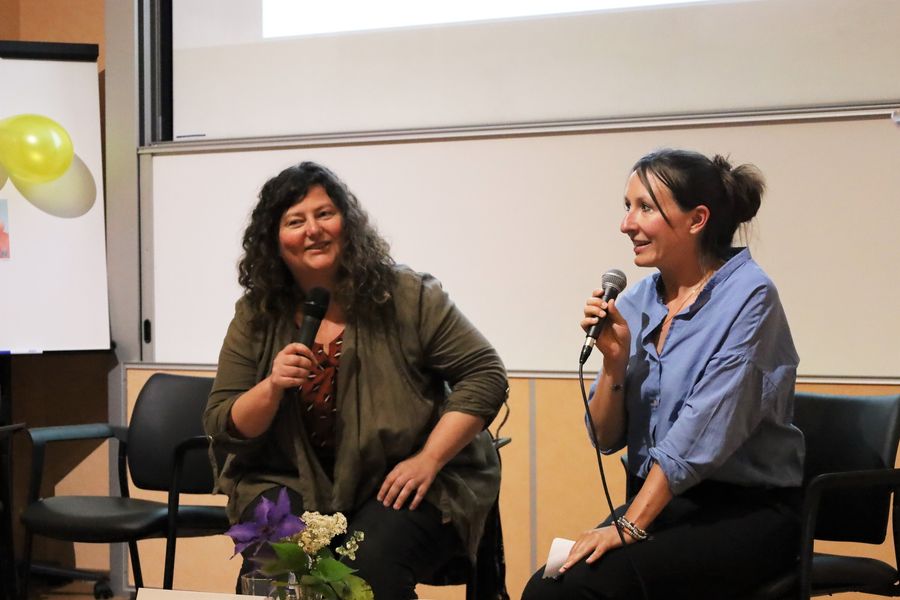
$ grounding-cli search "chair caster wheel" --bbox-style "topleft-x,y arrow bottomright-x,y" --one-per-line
93,578 -> 113,599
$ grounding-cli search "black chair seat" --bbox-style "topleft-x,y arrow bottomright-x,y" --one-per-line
173,505 -> 230,533
748,553 -> 899,598
22,496 -> 169,541
22,498 -> 228,543
809,554 -> 898,592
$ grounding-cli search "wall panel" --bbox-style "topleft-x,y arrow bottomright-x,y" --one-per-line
123,368 -> 899,597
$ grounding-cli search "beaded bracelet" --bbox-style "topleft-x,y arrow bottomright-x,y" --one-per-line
615,516 -> 648,541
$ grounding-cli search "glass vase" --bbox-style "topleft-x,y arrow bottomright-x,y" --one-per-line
239,574 -> 324,600
239,574 -> 274,597
294,586 -> 325,600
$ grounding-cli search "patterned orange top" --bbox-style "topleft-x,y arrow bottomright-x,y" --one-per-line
298,331 -> 343,477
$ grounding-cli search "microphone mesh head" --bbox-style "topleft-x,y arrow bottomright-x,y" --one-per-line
602,269 -> 627,294
303,287 -> 331,319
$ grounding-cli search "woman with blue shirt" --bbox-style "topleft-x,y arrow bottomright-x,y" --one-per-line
522,149 -> 805,599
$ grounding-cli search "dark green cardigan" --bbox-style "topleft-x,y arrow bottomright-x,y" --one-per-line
204,267 -> 508,558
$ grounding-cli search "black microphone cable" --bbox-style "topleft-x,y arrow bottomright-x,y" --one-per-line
578,359 -> 650,600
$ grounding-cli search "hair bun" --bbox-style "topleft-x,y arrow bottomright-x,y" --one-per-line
712,154 -> 733,173
729,164 -> 764,224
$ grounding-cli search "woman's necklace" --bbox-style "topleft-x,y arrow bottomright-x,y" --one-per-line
662,271 -> 714,328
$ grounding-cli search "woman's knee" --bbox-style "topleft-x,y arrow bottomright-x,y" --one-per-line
345,500 -> 460,598
521,559 -> 639,600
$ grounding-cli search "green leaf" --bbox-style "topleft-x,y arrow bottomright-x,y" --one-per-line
343,575 -> 374,600
321,587 -> 339,600
261,542 -> 310,576
329,580 -> 348,597
300,580 -> 337,600
313,557 -> 354,582
271,542 -> 306,564
316,547 -> 336,561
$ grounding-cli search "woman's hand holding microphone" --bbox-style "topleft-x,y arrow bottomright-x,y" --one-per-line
582,291 -> 630,371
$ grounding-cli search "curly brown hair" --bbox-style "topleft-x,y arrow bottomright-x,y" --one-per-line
238,161 -> 395,329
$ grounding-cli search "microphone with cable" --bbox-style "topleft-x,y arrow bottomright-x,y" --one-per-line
579,269 -> 627,365
575,269 -> 649,600
296,287 -> 330,347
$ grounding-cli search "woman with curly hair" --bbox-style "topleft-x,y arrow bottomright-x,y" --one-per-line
204,161 -> 508,598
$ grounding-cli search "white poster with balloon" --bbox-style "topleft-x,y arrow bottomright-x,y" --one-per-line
0,52 -> 110,353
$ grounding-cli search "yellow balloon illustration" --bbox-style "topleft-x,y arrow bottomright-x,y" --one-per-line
11,153 -> 96,218
0,162 -> 7,190
0,114 -> 74,183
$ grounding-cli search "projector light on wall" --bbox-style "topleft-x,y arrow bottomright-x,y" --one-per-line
262,0 -> 719,38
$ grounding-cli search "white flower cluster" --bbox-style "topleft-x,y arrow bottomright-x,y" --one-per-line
335,531 -> 365,561
293,511 -> 348,555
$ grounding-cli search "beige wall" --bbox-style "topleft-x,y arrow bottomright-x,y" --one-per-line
0,0 -> 20,39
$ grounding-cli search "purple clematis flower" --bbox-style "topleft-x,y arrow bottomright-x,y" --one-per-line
226,487 -> 306,557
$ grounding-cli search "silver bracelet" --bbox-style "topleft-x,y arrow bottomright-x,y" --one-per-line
615,516 -> 648,541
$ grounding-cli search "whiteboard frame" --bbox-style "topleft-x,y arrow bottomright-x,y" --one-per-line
140,107 -> 900,378
0,45 -> 111,354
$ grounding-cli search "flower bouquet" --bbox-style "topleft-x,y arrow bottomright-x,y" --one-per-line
227,488 -> 374,600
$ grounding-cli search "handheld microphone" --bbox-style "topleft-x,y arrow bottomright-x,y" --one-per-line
296,287 -> 330,347
579,269 -> 627,364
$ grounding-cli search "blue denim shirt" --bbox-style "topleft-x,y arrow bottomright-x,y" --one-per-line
593,248 -> 804,495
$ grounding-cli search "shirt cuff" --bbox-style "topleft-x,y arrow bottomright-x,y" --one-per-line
648,446 -> 700,495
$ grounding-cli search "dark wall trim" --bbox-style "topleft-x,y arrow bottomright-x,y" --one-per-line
158,0 -> 173,141
0,41 -> 98,62
142,0 -> 173,142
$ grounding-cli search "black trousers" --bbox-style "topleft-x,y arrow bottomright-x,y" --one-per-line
237,486 -> 462,599
521,482 -> 801,600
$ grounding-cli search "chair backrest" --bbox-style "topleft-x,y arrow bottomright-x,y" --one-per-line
128,373 -> 215,493
793,391 -> 900,544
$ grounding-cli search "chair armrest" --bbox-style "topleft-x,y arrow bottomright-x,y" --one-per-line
169,435 -> 214,504
166,435 -> 216,539
0,423 -> 25,438
173,435 -> 211,458
28,423 -> 118,447
797,467 -> 900,600
801,468 -> 900,545
806,468 -> 900,498
25,423 -> 122,504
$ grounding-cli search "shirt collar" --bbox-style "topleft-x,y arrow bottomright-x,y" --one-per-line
651,247 -> 751,315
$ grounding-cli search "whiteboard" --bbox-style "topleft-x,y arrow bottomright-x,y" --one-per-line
0,52 -> 110,353
146,116 -> 900,377
171,0 -> 900,140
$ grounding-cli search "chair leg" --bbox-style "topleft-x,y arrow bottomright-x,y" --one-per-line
465,572 -> 477,600
0,507 -> 16,600
163,534 -> 177,589
127,541 -> 144,590
1,450 -> 17,600
18,531 -> 32,600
